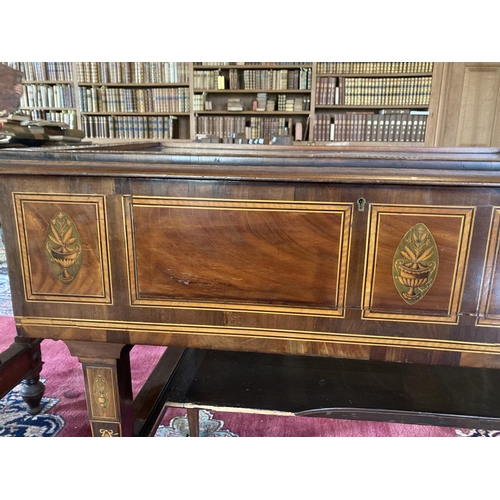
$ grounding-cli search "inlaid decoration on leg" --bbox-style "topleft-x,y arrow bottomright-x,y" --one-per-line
93,373 -> 110,411
85,366 -> 118,421
90,422 -> 122,437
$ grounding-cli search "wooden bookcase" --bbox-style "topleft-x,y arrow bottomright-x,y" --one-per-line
191,63 -> 313,143
313,62 -> 434,143
5,62 -> 78,129
74,62 -> 191,141
3,61 -> 440,146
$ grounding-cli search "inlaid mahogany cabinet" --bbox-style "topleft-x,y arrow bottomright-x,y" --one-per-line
1,142 -> 500,436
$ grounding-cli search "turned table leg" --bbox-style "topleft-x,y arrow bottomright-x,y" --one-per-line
21,341 -> 45,415
0,339 -> 45,415
65,341 -> 134,437
20,375 -> 45,415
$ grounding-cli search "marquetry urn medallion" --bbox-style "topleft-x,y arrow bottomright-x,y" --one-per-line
45,212 -> 82,285
393,223 -> 439,305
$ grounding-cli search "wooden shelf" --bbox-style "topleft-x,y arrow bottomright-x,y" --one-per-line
193,65 -> 313,70
136,347 -> 500,436
194,111 -> 310,115
22,80 -> 74,85
78,82 -> 190,87
316,72 -> 433,78
20,107 -> 76,111
312,140 -> 427,146
315,105 -> 430,110
89,137 -> 186,143
80,112 -> 190,116
194,89 -> 310,93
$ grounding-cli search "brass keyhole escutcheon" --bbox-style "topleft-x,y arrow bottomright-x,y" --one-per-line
357,197 -> 366,211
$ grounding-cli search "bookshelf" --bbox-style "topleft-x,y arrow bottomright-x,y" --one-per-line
75,62 -> 190,141
4,61 -> 439,145
192,63 -> 312,142
5,62 -> 77,130
313,62 -> 434,143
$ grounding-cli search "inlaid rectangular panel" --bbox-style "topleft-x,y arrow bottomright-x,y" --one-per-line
477,208 -> 500,327
85,365 -> 118,421
124,197 -> 353,317
13,193 -> 111,303
363,204 -> 475,324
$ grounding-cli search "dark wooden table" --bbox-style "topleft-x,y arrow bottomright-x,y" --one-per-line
1,142 -> 500,436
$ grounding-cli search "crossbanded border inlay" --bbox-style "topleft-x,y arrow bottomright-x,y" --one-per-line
13,193 -> 112,304
16,316 -> 500,356
362,204 -> 475,324
477,207 -> 500,327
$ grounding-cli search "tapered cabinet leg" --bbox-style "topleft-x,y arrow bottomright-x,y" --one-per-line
65,341 -> 134,437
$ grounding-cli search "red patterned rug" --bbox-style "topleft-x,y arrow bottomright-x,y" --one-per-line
1,315 -> 496,437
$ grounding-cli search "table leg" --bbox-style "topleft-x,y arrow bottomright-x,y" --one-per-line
187,407 -> 200,437
0,339 -> 45,415
19,374 -> 45,415
65,341 -> 134,437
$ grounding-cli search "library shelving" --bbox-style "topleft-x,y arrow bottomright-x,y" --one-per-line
4,62 -> 78,129
5,62 -> 73,81
3,62 -> 438,145
313,62 -> 434,143
75,62 -> 191,140
192,63 -> 312,142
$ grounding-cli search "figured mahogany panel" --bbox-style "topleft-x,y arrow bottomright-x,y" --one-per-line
125,196 -> 352,317
13,193 -> 112,303
477,208 -> 500,326
363,204 -> 475,323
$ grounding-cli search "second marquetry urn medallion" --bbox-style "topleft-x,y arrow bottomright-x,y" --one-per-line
393,223 -> 439,305
45,212 -> 82,285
